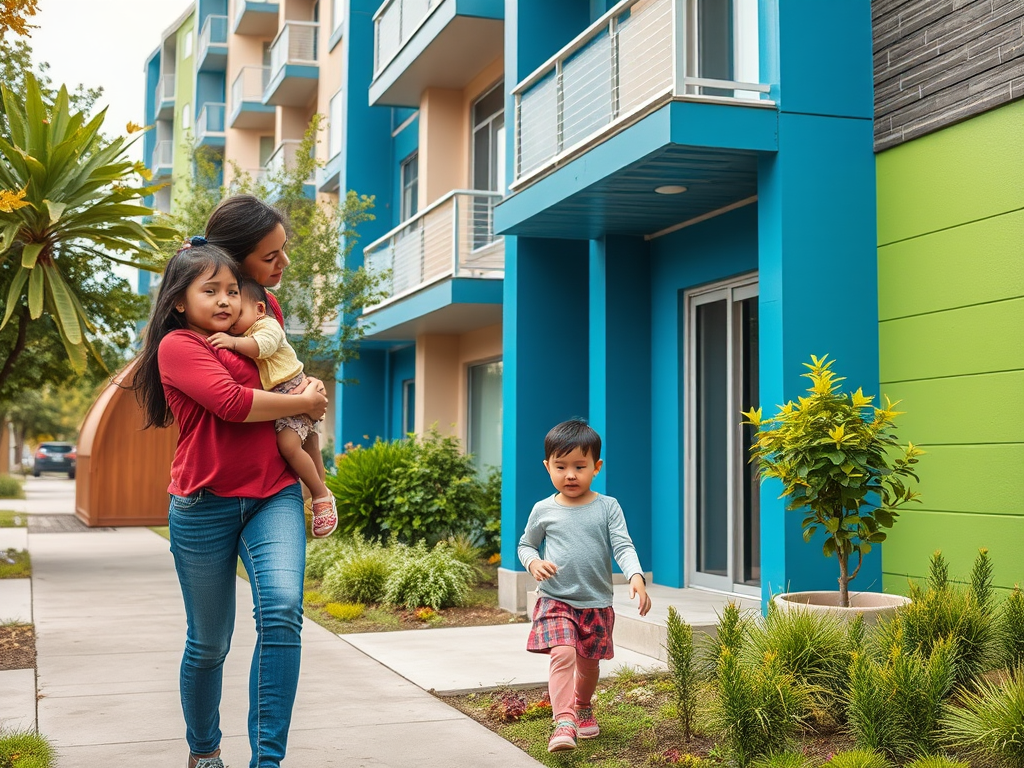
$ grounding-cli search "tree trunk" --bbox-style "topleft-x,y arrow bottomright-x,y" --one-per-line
0,306 -> 30,393
838,543 -> 850,608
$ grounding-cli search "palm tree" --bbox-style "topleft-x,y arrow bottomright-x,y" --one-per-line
0,74 -> 176,384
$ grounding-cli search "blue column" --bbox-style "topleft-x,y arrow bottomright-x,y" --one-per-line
589,236 -> 652,572
336,349 -> 387,449
756,0 -> 878,605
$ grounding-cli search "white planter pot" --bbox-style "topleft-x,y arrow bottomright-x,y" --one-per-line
772,591 -> 911,625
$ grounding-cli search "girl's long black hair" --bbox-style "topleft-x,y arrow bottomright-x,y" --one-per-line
205,194 -> 287,265
132,243 -> 242,429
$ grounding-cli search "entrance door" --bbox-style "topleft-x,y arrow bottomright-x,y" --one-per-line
685,275 -> 760,596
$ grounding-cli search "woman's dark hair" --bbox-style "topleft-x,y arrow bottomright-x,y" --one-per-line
205,194 -> 287,266
544,419 -> 602,462
132,244 -> 242,429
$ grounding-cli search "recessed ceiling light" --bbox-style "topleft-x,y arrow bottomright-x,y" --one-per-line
654,185 -> 688,195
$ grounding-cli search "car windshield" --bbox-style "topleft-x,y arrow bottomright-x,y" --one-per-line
42,444 -> 73,453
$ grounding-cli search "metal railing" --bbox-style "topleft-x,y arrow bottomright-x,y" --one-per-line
269,21 -> 319,78
153,140 -> 174,171
156,73 -> 175,103
232,65 -> 270,105
199,14 -> 228,63
512,0 -> 771,188
373,0 -> 442,76
265,139 -> 307,176
362,190 -> 504,312
196,103 -> 226,141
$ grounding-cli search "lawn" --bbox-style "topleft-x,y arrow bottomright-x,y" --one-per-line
0,549 -> 30,579
0,511 -> 26,528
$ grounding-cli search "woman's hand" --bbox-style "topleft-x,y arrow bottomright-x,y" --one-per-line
296,376 -> 328,420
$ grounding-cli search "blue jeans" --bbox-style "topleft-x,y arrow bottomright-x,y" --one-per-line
168,483 -> 305,768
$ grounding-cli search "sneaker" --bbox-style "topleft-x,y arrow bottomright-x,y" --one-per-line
188,753 -> 225,768
548,720 -> 578,752
311,495 -> 338,538
576,705 -> 599,739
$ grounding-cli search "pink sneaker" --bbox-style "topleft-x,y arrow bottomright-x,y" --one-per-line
548,720 -> 578,752
576,706 -> 599,739
311,496 -> 338,538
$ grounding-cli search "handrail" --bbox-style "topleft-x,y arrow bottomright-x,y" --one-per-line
363,189 -> 501,255
372,0 -> 395,22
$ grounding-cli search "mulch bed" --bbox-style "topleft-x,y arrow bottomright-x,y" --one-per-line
0,624 -> 36,671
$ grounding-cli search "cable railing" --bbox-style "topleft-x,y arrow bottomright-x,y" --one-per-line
269,21 -> 319,78
373,0 -> 442,76
199,14 -> 228,63
196,103 -> 226,142
156,73 -> 175,103
232,65 -> 270,105
512,0 -> 770,188
362,190 -> 504,312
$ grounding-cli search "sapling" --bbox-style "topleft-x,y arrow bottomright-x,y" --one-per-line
665,606 -> 698,740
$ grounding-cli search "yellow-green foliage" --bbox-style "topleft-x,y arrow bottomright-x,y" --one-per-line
826,750 -> 892,768
303,590 -> 328,606
0,476 -> 24,499
0,549 -> 30,579
0,728 -> 57,768
940,666 -> 1024,768
324,602 -> 365,622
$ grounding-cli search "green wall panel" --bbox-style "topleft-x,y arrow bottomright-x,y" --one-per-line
879,298 -> 1024,382
878,209 -> 1024,321
877,99 -> 1024,246
911,444 -> 1024,516
882,371 -> 1024,445
882,509 -> 1024,591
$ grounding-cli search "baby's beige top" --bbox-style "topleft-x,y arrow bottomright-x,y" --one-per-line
243,315 -> 304,390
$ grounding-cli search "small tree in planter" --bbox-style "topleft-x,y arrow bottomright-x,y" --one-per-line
741,355 -> 923,608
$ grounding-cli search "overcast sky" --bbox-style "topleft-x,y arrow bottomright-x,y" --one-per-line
30,0 -> 194,161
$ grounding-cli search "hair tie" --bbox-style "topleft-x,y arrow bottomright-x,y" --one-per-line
190,235 -> 207,246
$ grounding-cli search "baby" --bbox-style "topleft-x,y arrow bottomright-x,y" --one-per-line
208,278 -> 338,538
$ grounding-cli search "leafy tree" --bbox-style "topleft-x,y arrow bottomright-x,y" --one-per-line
165,116 -> 385,379
0,0 -> 38,39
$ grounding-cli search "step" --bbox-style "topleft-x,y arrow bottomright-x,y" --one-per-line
527,584 -> 761,662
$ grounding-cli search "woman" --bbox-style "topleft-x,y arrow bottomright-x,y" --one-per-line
134,228 -> 326,766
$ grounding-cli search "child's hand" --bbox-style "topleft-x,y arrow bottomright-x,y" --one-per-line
528,559 -> 558,581
207,332 -> 236,351
629,574 -> 651,616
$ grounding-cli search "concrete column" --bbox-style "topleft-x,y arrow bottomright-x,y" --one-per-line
415,334 -> 460,436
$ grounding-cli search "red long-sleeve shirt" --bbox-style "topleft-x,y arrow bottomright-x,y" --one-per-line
159,330 -> 297,498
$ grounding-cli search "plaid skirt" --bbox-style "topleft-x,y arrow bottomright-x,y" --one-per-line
527,596 -> 615,660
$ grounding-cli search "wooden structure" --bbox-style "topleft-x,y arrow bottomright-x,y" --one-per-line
76,362 -> 178,527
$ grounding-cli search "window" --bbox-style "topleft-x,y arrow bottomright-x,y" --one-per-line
332,0 -> 344,31
183,29 -> 193,59
181,102 -> 191,131
328,90 -> 344,159
401,379 -> 415,435
471,82 -> 504,248
259,136 -> 275,169
400,152 -> 418,221
468,360 -> 502,472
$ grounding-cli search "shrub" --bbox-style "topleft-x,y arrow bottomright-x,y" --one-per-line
303,590 -> 329,606
665,606 -> 698,740
383,540 -> 475,610
304,536 -> 349,580
0,475 -> 24,499
940,666 -> 1024,767
706,601 -> 747,677
323,602 -> 365,621
320,537 -> 393,604
904,757 -> 969,768
846,636 -> 955,761
445,533 -> 488,583
826,750 -> 892,768
874,550 -> 997,689
709,648 -> 810,767
999,586 -> 1024,670
325,439 -> 415,539
476,465 -> 502,555
751,753 -> 815,768
0,728 -> 56,768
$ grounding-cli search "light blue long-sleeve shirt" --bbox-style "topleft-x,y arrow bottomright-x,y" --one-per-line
517,493 -> 644,609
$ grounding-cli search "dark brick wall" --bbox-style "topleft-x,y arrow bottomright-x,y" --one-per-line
873,0 -> 1024,151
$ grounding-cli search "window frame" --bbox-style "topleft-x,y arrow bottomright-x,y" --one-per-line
399,151 -> 419,222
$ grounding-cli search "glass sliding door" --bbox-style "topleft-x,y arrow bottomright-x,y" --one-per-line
468,360 -> 503,473
685,275 -> 759,595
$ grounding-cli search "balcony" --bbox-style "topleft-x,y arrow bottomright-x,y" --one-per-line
512,0 -> 771,189
233,0 -> 280,37
198,14 -> 229,72
153,140 -> 174,178
370,0 -> 503,107
230,65 -> 274,128
264,139 -> 315,199
360,191 -> 504,336
195,103 -> 226,148
264,21 -> 320,107
156,73 -> 175,119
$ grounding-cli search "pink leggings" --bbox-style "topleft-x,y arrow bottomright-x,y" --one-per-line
548,645 -> 601,724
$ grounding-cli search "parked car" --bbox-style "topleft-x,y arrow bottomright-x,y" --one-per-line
33,442 -> 76,479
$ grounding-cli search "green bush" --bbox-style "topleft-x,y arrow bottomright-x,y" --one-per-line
751,754 -> 815,768
903,757 -> 969,768
321,537 -> 393,604
325,439 -> 415,539
0,475 -> 24,499
846,636 -> 955,761
476,465 -> 502,555
0,728 -> 56,768
383,540 -> 475,610
709,647 -> 810,767
940,666 -> 1024,767
666,606 -> 698,740
705,601 -> 747,677
304,536 -> 350,580
324,602 -> 364,621
826,750 -> 892,768
999,586 -> 1024,670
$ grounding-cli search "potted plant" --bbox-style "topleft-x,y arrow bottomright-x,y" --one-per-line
742,355 -> 923,617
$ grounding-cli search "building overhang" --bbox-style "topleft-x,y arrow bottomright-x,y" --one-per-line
263,64 -> 319,107
229,100 -> 276,129
233,1 -> 280,37
359,277 -> 503,340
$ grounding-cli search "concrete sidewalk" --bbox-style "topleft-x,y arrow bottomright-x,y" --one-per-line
24,528 -> 549,767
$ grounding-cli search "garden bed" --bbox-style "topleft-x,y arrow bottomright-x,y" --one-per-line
0,624 -> 35,671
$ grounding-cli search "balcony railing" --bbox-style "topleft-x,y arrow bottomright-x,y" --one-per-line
362,190 -> 504,312
265,140 -> 305,176
196,103 -> 226,142
269,21 -> 319,77
373,0 -> 442,76
199,14 -> 228,64
153,140 -> 173,172
232,65 -> 270,105
511,0 -> 771,188
156,73 -> 175,103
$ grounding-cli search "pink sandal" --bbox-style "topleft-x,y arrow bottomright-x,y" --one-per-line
311,495 -> 338,538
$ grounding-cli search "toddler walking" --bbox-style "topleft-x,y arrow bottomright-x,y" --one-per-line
209,278 -> 338,538
518,419 -> 651,753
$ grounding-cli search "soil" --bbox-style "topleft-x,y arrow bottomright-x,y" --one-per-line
0,624 -> 36,671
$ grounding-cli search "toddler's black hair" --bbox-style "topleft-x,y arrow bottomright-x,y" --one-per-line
239,277 -> 268,305
544,419 -> 602,462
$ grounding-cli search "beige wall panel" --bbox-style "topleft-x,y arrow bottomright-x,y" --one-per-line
420,88 -> 466,207
455,322 -> 502,443
416,334 -> 461,436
